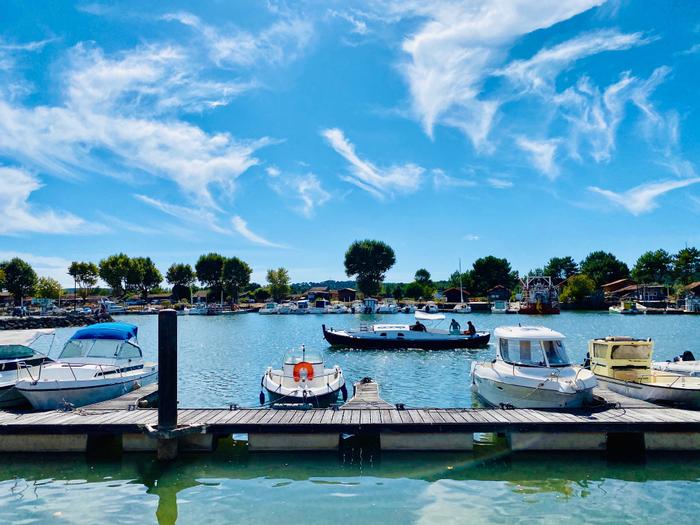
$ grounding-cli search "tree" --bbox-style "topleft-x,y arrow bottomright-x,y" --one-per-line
68,261 -> 99,301
543,256 -> 578,281
344,239 -> 396,297
414,269 -> 431,284
266,267 -> 291,301
99,253 -> 131,296
126,257 -> 162,299
253,287 -> 271,303
166,263 -> 196,301
4,258 -> 38,304
36,277 -> 63,301
579,251 -> 630,288
195,253 -> 225,297
632,249 -> 673,284
392,285 -> 403,301
559,274 -> 596,303
448,270 -> 474,292
470,256 -> 517,296
0,267 -> 5,291
673,247 -> 700,285
404,281 -> 425,300
223,257 -> 252,303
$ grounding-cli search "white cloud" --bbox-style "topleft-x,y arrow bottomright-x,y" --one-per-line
487,177 -> 513,189
463,234 -> 480,241
134,194 -> 230,235
432,169 -> 476,189
588,177 -> 700,215
0,167 -> 97,235
266,166 -> 281,177
516,137 -> 560,178
322,127 -> 424,199
0,251 -> 73,285
231,216 -> 285,248
268,170 -> 331,218
162,11 -> 313,68
397,0 -> 605,148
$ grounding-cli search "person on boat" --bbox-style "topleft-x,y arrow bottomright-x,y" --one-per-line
466,321 -> 476,336
412,320 -> 427,332
449,318 -> 461,335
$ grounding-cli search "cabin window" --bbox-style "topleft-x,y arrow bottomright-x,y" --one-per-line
397,333 -> 404,337
116,342 -> 142,359
542,340 -> 570,366
379,333 -> 387,337
611,344 -> 651,360
500,339 -> 546,367
592,343 -> 608,358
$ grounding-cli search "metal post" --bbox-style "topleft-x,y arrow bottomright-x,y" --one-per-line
157,309 -> 178,460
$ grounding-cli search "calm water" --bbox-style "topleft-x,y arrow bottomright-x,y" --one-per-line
6,311 -> 699,524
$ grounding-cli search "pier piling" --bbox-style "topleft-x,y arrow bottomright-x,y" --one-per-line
157,309 -> 178,460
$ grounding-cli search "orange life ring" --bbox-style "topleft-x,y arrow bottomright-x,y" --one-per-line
293,362 -> 314,382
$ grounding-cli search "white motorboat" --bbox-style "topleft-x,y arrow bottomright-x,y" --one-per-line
326,302 -> 349,314
0,329 -> 55,408
309,299 -> 330,314
277,302 -> 294,314
401,304 -> 416,314
491,299 -> 508,314
652,351 -> 700,377
350,300 -> 365,313
259,302 -> 279,315
188,303 -> 209,315
376,299 -> 399,314
292,299 -> 310,314
100,299 -> 128,315
452,303 -> 471,314
471,326 -> 597,409
16,322 -> 158,411
260,345 -> 347,407
421,301 -> 439,313
362,298 -> 378,314
608,300 -> 645,314
589,337 -> 700,408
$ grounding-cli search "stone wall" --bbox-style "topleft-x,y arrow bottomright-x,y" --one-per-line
0,313 -> 114,330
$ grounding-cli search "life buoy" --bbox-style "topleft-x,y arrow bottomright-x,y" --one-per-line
536,300 -> 543,313
293,361 -> 314,382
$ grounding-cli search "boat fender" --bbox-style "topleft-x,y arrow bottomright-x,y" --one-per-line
259,391 -> 265,405
340,383 -> 348,401
293,362 -> 315,382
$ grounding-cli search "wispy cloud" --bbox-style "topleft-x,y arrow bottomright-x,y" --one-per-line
0,167 -> 100,235
231,216 -> 285,248
588,177 -> 700,215
487,177 -> 513,189
0,251 -> 73,285
322,127 -> 424,199
134,194 -> 230,235
267,168 -> 331,218
463,234 -> 480,241
516,137 -> 560,179
432,169 -> 476,189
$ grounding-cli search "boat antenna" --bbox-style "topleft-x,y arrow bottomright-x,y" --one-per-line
458,258 -> 464,304
301,344 -> 305,360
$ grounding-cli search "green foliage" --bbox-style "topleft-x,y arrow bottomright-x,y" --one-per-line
36,277 -> 63,300
166,263 -> 195,301
414,268 -> 431,284
673,247 -> 700,285
404,281 -> 425,300
632,249 -> 673,284
195,253 -> 225,294
543,256 -> 579,281
470,256 -> 518,296
344,239 -> 396,296
0,267 -> 5,290
266,267 -> 291,301
253,287 -> 271,303
579,251 -> 629,287
4,258 -> 38,304
392,285 -> 403,301
68,261 -> 99,300
223,257 -> 252,303
560,274 -> 596,303
99,253 -> 131,296
126,257 -> 162,299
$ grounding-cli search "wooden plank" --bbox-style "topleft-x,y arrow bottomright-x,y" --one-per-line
359,410 -> 371,425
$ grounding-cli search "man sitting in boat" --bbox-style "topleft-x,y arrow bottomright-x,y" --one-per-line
411,320 -> 427,332
449,318 -> 461,335
467,321 -> 476,336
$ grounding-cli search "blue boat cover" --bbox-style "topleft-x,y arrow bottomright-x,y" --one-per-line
70,322 -> 138,341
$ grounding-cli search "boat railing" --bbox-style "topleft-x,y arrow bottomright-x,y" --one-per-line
268,368 -> 340,386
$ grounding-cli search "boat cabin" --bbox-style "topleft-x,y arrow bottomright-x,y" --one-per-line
495,326 -> 570,367
59,323 -> 142,364
314,299 -> 330,309
589,336 -> 653,381
262,302 -> 278,312
296,300 -> 309,311
0,329 -> 54,364
280,347 -> 332,388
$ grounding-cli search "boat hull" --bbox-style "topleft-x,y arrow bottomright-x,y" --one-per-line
322,325 -> 490,350
17,368 -> 158,411
471,373 -> 593,409
518,304 -> 560,315
264,387 -> 341,408
596,376 -> 700,408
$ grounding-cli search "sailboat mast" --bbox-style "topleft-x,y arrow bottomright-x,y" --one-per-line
459,258 -> 464,304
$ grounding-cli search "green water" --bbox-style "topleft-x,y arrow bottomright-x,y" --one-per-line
5,311 -> 700,523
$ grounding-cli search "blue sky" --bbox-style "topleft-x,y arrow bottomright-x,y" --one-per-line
1,0 -> 699,286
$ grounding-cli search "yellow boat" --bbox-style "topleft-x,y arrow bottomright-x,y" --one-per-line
589,336 -> 700,408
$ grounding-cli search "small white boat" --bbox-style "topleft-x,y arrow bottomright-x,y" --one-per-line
608,300 -> 645,314
421,301 -> 439,314
100,299 -> 128,315
0,329 -> 55,408
309,299 -> 330,314
471,326 -> 596,409
16,323 -> 158,411
291,299 -> 310,314
326,302 -> 349,314
452,303 -> 471,314
590,337 -> 700,408
350,300 -> 365,313
259,302 -> 279,315
401,304 -> 416,314
260,345 -> 347,407
653,352 -> 700,377
277,302 -> 294,314
188,303 -> 209,315
376,300 -> 399,314
362,298 -> 379,314
491,299 -> 508,314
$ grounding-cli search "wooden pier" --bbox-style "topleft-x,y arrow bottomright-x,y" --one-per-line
2,310 -> 700,457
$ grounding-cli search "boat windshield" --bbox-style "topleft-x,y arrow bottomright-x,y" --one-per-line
0,345 -> 34,360
283,348 -> 323,364
499,339 -> 547,367
541,340 -> 570,366
60,339 -> 142,359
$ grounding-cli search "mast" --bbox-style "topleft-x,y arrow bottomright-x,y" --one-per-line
459,258 -> 464,304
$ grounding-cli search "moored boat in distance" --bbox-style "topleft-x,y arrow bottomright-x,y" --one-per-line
589,336 -> 700,408
490,299 -> 508,314
322,311 -> 490,350
421,301 -> 439,313
452,303 -> 471,314
259,302 -> 279,315
376,299 -> 399,313
16,322 -> 158,411
653,351 -> 700,377
0,329 -> 55,408
517,275 -> 560,314
260,345 -> 347,408
608,300 -> 645,314
471,326 -> 596,408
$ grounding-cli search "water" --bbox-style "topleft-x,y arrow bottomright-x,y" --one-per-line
5,311 -> 700,524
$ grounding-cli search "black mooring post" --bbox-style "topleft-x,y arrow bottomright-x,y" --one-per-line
157,309 -> 178,460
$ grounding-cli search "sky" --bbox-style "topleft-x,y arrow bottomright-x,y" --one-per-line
1,0 -> 699,286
